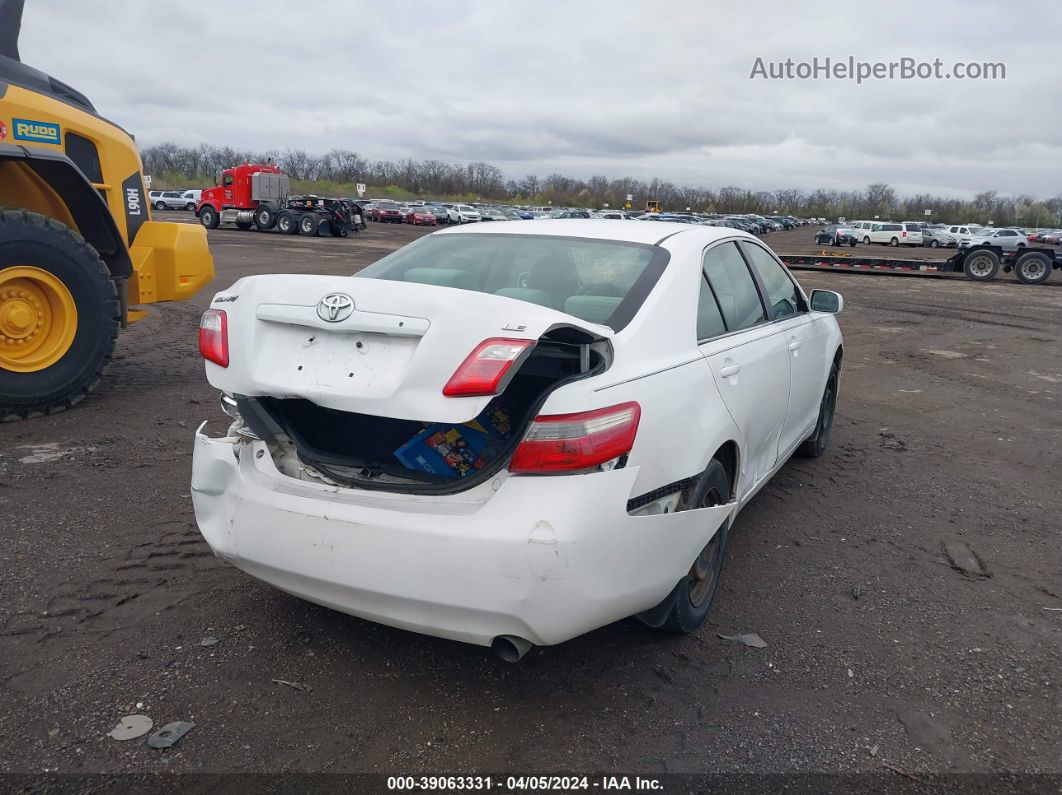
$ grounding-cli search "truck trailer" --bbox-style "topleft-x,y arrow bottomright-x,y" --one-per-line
197,163 -> 355,237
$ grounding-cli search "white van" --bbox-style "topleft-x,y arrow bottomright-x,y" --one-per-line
849,220 -> 876,239
863,222 -> 923,247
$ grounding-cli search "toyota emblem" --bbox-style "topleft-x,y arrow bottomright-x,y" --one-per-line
317,293 -> 354,322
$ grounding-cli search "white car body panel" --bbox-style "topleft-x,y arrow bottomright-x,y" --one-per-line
193,431 -> 733,646
192,220 -> 843,649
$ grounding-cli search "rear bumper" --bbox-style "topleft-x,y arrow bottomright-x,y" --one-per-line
191,428 -> 732,648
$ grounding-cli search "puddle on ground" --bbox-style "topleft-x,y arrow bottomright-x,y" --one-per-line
14,443 -> 94,464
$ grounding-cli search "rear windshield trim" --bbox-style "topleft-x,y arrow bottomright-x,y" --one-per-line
354,233 -> 671,333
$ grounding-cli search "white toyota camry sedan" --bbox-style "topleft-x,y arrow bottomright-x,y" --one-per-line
192,220 -> 843,661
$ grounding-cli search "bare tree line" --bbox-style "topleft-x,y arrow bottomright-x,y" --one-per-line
141,142 -> 1062,226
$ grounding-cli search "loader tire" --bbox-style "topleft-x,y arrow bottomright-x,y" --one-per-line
0,210 -> 119,421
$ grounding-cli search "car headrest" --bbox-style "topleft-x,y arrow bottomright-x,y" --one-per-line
403,268 -> 476,290
495,287 -> 555,309
564,295 -> 622,325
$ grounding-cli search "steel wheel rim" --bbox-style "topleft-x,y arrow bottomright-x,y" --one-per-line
0,266 -> 78,372
687,484 -> 725,607
969,256 -> 992,277
1021,261 -> 1045,279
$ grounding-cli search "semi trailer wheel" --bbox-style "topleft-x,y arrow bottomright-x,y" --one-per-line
1014,251 -> 1053,285
276,211 -> 298,235
0,210 -> 119,420
963,249 -> 1000,282
254,206 -> 276,231
199,206 -> 220,229
298,214 -> 319,236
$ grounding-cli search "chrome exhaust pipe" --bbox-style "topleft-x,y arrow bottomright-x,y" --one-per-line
491,635 -> 533,662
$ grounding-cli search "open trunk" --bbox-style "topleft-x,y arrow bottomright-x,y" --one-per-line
238,333 -> 605,493
207,274 -> 617,493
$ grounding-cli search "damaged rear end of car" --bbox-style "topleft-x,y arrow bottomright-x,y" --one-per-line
191,227 -> 735,654
201,272 -> 616,494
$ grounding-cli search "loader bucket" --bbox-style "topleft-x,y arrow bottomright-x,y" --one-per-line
127,221 -> 215,308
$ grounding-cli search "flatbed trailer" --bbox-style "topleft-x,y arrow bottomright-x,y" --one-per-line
778,246 -> 1060,285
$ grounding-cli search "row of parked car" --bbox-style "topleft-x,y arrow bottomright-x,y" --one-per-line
360,200 -> 816,232
816,220 -> 1059,251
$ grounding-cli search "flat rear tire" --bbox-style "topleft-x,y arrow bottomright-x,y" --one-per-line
638,459 -> 731,635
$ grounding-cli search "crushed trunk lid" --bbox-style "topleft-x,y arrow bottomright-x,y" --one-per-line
206,275 -> 611,423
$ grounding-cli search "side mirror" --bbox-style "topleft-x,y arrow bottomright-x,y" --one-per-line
810,289 -> 843,314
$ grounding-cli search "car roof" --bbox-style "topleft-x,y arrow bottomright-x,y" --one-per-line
434,218 -> 754,246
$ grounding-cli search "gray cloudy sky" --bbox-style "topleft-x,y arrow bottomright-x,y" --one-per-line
20,0 -> 1062,198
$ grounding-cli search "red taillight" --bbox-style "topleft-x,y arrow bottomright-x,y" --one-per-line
198,309 -> 229,367
902,230 -> 907,237
509,402 -> 641,474
442,338 -> 535,397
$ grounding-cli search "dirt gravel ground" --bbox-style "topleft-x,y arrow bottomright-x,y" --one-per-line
1,217 -> 1059,780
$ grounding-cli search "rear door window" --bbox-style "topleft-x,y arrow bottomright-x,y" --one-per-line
696,275 -> 727,340
740,242 -> 804,320
702,242 -> 766,332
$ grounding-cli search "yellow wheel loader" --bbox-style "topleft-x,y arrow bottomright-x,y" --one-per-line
0,0 -> 213,419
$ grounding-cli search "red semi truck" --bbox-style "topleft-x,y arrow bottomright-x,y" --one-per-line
196,163 -> 355,237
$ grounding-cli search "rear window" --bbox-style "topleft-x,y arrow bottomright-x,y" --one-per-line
356,233 -> 668,331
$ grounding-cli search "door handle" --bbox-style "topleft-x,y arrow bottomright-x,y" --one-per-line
719,363 -> 741,378
789,340 -> 802,352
